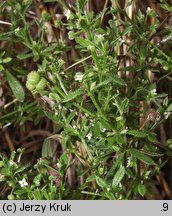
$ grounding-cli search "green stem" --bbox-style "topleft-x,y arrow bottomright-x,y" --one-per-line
56,74 -> 68,95
54,85 -> 66,98
73,103 -> 95,118
89,91 -> 104,117
0,101 -> 36,121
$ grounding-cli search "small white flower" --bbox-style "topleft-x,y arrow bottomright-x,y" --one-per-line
9,161 -> 17,168
151,89 -> 157,95
96,34 -> 104,43
120,127 -> 128,134
96,34 -> 102,39
90,122 -> 94,127
100,128 -> 106,132
9,160 -> 15,166
57,162 -> 61,168
86,132 -> 92,140
145,171 -> 151,179
164,111 -> 171,119
127,158 -> 131,167
119,38 -> 125,43
64,9 -> 72,20
74,72 -> 84,81
14,27 -> 20,33
147,7 -> 152,12
19,178 -> 28,187
107,187 -> 110,192
119,183 -> 122,188
96,189 -> 99,193
90,82 -> 96,91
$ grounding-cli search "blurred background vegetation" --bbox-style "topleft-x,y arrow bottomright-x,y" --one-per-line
0,0 -> 172,199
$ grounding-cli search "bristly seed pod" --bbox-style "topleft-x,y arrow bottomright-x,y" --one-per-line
26,81 -> 35,91
27,71 -> 40,85
26,71 -> 47,92
36,78 -> 47,91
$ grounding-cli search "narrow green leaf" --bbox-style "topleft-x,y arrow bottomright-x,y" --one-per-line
91,77 -> 125,93
130,149 -> 155,165
75,37 -> 92,47
160,3 -> 172,13
82,191 -> 101,197
112,167 -> 125,190
41,138 -> 54,159
65,126 -> 79,136
77,0 -> 87,12
142,150 -> 163,157
167,104 -> 172,112
147,132 -> 158,142
106,153 -> 124,180
14,164 -> 30,175
93,122 -> 100,138
120,98 -> 129,114
5,70 -> 25,102
163,97 -> 168,107
3,57 -> 12,63
127,130 -> 147,138
0,31 -> 14,41
0,64 -> 4,71
120,65 -> 145,72
65,111 -> 76,125
91,79 -> 112,92
113,75 -> 126,86
99,118 -> 113,130
43,44 -> 58,53
96,176 -> 108,189
62,89 -> 82,103
17,52 -> 33,60
86,175 -> 96,183
138,184 -> 146,197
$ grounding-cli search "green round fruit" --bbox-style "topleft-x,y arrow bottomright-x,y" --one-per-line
26,81 -> 35,91
163,65 -> 169,71
36,78 -> 47,91
98,167 -> 104,175
7,194 -> 15,200
27,71 -> 40,85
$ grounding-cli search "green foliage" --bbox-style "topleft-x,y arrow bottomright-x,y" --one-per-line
5,70 -> 25,102
0,0 -> 172,200
129,149 -> 155,165
112,167 -> 125,190
0,149 -> 68,200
